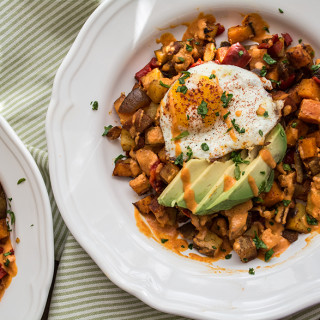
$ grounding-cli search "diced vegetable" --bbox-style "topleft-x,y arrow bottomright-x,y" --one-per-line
298,137 -> 318,160
149,198 -> 177,227
263,181 -> 284,207
221,43 -> 251,68
159,162 -> 180,184
133,195 -> 154,215
228,25 -> 253,44
119,87 -> 151,114
120,128 -> 135,151
0,219 -> 8,239
286,203 -> 309,233
135,57 -> 158,81
297,79 -> 320,101
145,126 -> 165,145
298,99 -> 320,124
113,159 -> 141,178
129,173 -> 151,195
193,231 -> 223,257
136,148 -> 159,176
286,45 -> 312,68
233,236 -> 257,262
0,184 -> 6,219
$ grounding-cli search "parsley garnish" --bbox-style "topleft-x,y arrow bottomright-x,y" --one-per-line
221,91 -> 233,108
278,8 -> 284,14
186,146 -> 193,161
283,200 -> 291,207
291,122 -> 297,128
90,101 -> 98,110
225,254 -> 232,259
215,112 -> 220,116
307,227 -> 312,232
253,231 -> 267,249
234,164 -> 241,181
201,143 -> 209,151
17,178 -> 26,185
298,39 -> 302,44
197,100 -> 208,119
306,214 -> 318,226
209,74 -> 216,79
7,210 -> 15,225
178,57 -> 185,62
230,151 -> 250,165
172,130 -> 189,141
102,125 -> 113,136
174,153 -> 184,166
265,249 -> 274,262
187,115 -> 189,120
263,53 -> 277,65
188,243 -> 193,250
212,246 -> 217,250
311,64 -> 320,73
159,80 -> 170,88
249,268 -> 255,275
176,85 -> 188,94
263,26 -> 270,33
4,259 -> 10,267
231,119 -> 245,134
186,44 -> 193,52
223,111 -> 230,120
259,130 -> 263,137
161,239 -> 168,243
114,154 -> 126,163
3,251 -> 13,257
283,164 -> 291,171
260,66 -> 267,77
263,111 -> 269,118
238,50 -> 244,57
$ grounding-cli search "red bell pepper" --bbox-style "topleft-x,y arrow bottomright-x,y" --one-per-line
221,42 -> 251,68
216,23 -> 225,36
135,57 -> 158,82
313,76 -> 320,86
283,148 -> 295,165
189,58 -> 204,69
149,160 -> 163,194
258,43 -> 270,49
0,265 -> 7,280
282,33 -> 293,47
279,74 -> 295,90
268,38 -> 285,58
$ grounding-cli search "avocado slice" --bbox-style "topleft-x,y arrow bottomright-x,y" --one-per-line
197,124 -> 287,215
158,159 -> 210,207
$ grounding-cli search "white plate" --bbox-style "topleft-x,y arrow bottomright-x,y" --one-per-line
0,115 -> 54,319
46,1 -> 320,319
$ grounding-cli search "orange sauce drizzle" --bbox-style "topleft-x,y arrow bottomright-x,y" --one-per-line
156,32 -> 176,46
259,149 -> 276,168
224,175 -> 236,191
235,110 -> 242,117
181,165 -> 197,212
256,106 -> 266,116
248,175 -> 259,197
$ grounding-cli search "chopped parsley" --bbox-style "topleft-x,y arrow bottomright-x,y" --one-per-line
306,214 -> 318,226
176,85 -> 188,94
161,239 -> 168,243
249,268 -> 255,275
171,130 -> 189,141
269,221 -> 274,226
226,127 -> 232,133
90,101 -> 98,110
186,44 -> 193,52
263,26 -> 270,33
270,79 -> 281,86
223,111 -> 230,120
188,243 -> 193,250
102,125 -> 113,136
17,178 -> 26,185
230,151 -> 250,166
209,74 -> 216,79
181,245 -> 185,248
3,251 -> 13,257
278,8 -> 284,14
231,119 -> 245,134
178,57 -> 185,62
263,111 -> 269,118
178,71 -> 191,84
187,114 -> 190,120
253,231 -> 267,249
291,122 -> 297,128
265,249 -> 274,262
201,143 -> 209,151
215,112 -> 220,116
234,164 -> 241,181
174,153 -> 184,166
311,64 -> 320,73
7,210 -> 15,225
260,66 -> 267,77
159,80 -> 170,88
221,91 -> 233,108
283,164 -> 292,171
283,200 -> 291,207
307,227 -> 312,232
114,154 -> 126,163
263,53 -> 277,65
212,246 -> 217,250
186,146 -> 193,161
298,39 -> 302,44
225,254 -> 232,259
4,259 -> 10,267
238,50 -> 244,57
197,100 -> 208,119
253,197 -> 263,203
259,130 -> 263,137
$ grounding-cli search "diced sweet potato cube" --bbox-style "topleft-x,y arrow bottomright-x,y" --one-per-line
145,126 -> 164,145
285,126 -> 298,147
228,25 -> 253,44
263,181 -> 284,207
287,202 -> 309,233
159,162 -> 180,184
260,228 -> 281,250
298,99 -> 320,124
233,236 -> 257,263
308,131 -> 320,147
133,195 -> 154,214
140,68 -> 163,90
136,148 -> 159,176
203,43 -> 216,62
248,46 -> 267,70
158,148 -> 168,163
193,231 -> 223,257
149,198 -> 177,226
216,47 -> 229,63
306,175 -> 320,221
106,126 -> 121,140
113,158 -> 141,177
298,137 -> 318,159
0,219 -> 8,240
129,173 -> 150,195
286,45 -> 312,68
297,79 -> 320,101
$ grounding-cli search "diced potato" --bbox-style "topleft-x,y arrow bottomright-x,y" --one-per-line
145,126 -> 164,145
106,126 -> 121,140
114,93 -> 134,125
133,195 -> 154,214
193,231 -> 223,257
146,80 -> 168,103
263,181 -> 284,207
0,219 -> 8,240
140,68 -> 163,90
113,159 -> 141,177
298,99 -> 320,124
228,25 -> 253,44
203,43 -> 216,62
210,217 -> 228,238
260,228 -> 281,250
154,49 -> 169,65
266,67 -> 279,83
307,131 -> 320,147
143,102 -> 159,121
286,45 -> 312,68
285,119 -> 308,147
149,198 -> 177,226
120,129 -> 135,151
297,79 -> 320,101
160,162 -> 180,184
286,202 -> 309,233
233,236 -> 257,263
216,47 -> 229,63
306,174 -> 320,220
298,137 -> 318,160
158,148 -> 168,163
135,148 -> 159,176
129,173 -> 150,195
0,184 -> 6,219
248,46 -> 267,70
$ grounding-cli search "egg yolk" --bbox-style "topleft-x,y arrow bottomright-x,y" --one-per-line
165,75 -> 223,138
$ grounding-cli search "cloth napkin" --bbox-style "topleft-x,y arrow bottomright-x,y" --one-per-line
1,1 -> 320,319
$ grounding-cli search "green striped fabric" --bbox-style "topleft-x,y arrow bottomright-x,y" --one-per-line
2,1 -> 320,319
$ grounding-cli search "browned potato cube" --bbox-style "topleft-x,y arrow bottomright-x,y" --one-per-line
146,80 -> 169,103
298,137 -> 318,160
158,148 -> 168,163
260,228 -> 281,250
143,102 -> 159,121
145,127 -> 164,145
114,93 -> 133,125
308,131 -> 320,147
113,159 -> 141,177
136,148 -> 159,176
248,46 -> 267,70
286,45 -> 312,68
133,195 -> 154,214
129,173 -> 150,195
0,184 -> 6,219
298,99 -> 320,124
106,126 -> 121,140
298,79 -> 320,101
263,181 -> 284,207
228,25 -> 253,44
233,236 -> 257,263
203,43 -> 216,62
120,129 -> 135,151
140,68 -> 163,90
160,162 -> 180,184
193,231 -> 223,257
287,202 -> 309,233
0,219 -> 8,240
149,198 -> 177,226
118,87 -> 151,114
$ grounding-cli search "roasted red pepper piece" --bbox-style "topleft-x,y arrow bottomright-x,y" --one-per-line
149,160 -> 163,194
0,247 -> 3,254
135,57 -> 158,82
313,76 -> 320,86
189,58 -> 204,69
258,43 -> 270,49
282,33 -> 293,46
216,23 -> 225,36
279,74 -> 295,90
221,42 -> 251,68
284,148 -> 295,165
180,208 -> 192,218
0,265 -> 7,280
268,38 -> 285,58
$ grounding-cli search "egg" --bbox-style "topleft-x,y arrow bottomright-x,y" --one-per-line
159,61 -> 283,160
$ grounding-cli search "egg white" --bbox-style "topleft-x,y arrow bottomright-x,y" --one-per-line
159,61 -> 283,160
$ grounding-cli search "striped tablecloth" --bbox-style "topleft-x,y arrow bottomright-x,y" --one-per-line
1,1 -> 320,319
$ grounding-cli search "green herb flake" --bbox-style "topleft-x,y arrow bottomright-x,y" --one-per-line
187,114 -> 190,120
306,214 -> 318,226
159,80 -> 170,88
17,178 -> 26,185
269,221 -> 274,226
212,246 -> 217,250
172,131 -> 189,141
234,164 -> 241,181
102,125 -> 113,136
260,66 -> 267,77
225,254 -> 232,259
178,57 -> 185,62
282,60 -> 289,64
186,146 -> 193,161
283,164 -> 291,171
178,78 -> 185,84
221,91 -> 233,108
181,245 -> 185,248
197,100 -> 208,119
259,130 -> 263,137
307,227 -> 312,232
4,259 -> 10,267
238,50 -> 244,57
186,38 -> 194,42
230,151 -> 250,166
291,122 -> 297,128
201,143 -> 209,151
7,210 -> 15,225
161,239 -> 168,243
253,197 -> 263,203
263,26 -> 270,33
253,231 -> 267,249
209,74 -> 216,79
265,248 -> 274,262
188,243 -> 193,250
249,268 -> 255,275
231,119 -> 245,134
3,251 -> 13,257
283,200 -> 291,207
226,127 -> 232,133
90,100 -> 98,110
298,39 -> 302,44
278,8 -> 284,14
243,258 -> 248,262
260,171 -> 265,175
114,154 -> 126,164
311,64 -> 320,73
174,153 -> 184,166
263,111 -> 269,118
223,111 -> 230,120
186,44 -> 193,52
263,53 -> 277,65
215,112 -> 220,116
176,85 -> 188,94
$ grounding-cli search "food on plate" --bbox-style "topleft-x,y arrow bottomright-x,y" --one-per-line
106,12 -> 320,264
0,183 -> 17,300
